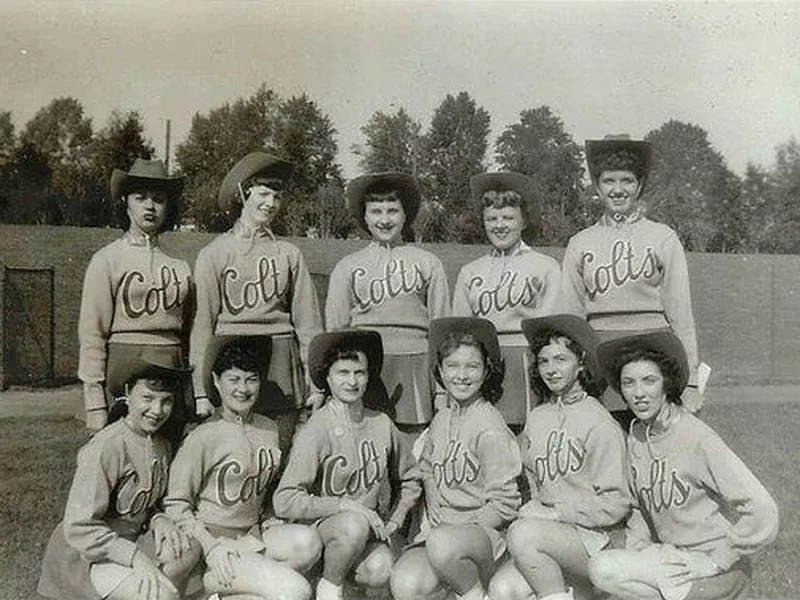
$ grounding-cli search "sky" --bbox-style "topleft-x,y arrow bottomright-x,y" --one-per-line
2,1 -> 799,179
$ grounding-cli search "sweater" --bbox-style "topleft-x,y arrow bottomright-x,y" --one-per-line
78,233 -> 193,388
418,398 -> 521,529
521,392 -> 631,528
325,242 -> 450,354
560,216 -> 698,371
190,224 -> 322,398
626,410 -> 779,570
273,401 -> 422,526
164,412 -> 282,553
452,243 -> 561,346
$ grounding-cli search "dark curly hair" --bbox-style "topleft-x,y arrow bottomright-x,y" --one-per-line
212,342 -> 265,378
108,377 -> 179,425
593,149 -> 647,183
433,332 -> 505,404
363,189 -> 416,242
610,348 -> 683,405
114,189 -> 182,233
526,330 -> 604,399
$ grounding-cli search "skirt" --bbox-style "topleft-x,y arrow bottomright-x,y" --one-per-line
382,353 -> 434,425
494,345 -> 541,426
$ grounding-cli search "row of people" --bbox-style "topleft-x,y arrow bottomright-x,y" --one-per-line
78,134 -> 702,443
42,318 -> 778,600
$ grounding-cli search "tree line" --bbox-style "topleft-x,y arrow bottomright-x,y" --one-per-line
1,87 -> 798,253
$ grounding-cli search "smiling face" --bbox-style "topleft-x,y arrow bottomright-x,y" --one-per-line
439,344 -> 487,405
327,351 -> 369,406
620,359 -> 668,423
240,182 -> 283,228
483,204 -> 524,252
364,199 -> 406,244
214,366 -> 261,418
537,336 -> 582,396
126,189 -> 167,235
596,170 -> 642,217
124,379 -> 175,435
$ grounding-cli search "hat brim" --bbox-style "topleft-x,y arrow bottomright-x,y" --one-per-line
428,317 -> 501,376
521,315 -> 603,382
585,139 -> 652,189
470,171 -> 540,238
596,331 -> 689,397
110,170 -> 184,202
307,329 -> 384,392
218,152 -> 294,212
106,347 -> 193,398
203,335 -> 273,407
345,172 -> 421,233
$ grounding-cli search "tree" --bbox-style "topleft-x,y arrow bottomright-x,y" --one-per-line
418,92 -> 491,242
352,107 -> 422,173
495,106 -> 587,245
750,138 -> 800,254
0,111 -> 15,221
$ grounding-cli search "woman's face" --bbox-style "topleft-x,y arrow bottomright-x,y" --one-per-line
620,359 -> 668,422
127,189 -> 167,235
327,351 -> 369,405
365,199 -> 406,244
483,205 -> 524,252
596,170 -> 642,217
241,183 -> 282,228
125,379 -> 174,436
537,336 -> 582,396
214,366 -> 260,417
439,344 -> 487,405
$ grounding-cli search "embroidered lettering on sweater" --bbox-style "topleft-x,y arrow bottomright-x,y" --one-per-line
322,440 -> 386,496
531,430 -> 586,486
351,259 -> 428,310
431,440 -> 480,488
121,266 -> 185,318
468,271 -> 544,315
633,458 -> 690,513
115,455 -> 169,516
221,256 -> 288,316
216,446 -> 279,507
581,240 -> 658,300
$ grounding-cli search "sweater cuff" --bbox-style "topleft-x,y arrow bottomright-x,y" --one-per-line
709,544 -> 740,572
106,538 -> 139,567
83,382 -> 108,411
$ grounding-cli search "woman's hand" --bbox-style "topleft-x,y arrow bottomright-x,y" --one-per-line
339,499 -> 388,540
306,390 -> 327,411
681,387 -> 705,414
518,500 -> 558,520
662,547 -> 721,586
131,549 -> 178,600
152,514 -> 192,562
195,397 -> 214,419
205,541 -> 239,589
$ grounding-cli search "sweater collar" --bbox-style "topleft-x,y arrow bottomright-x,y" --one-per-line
490,240 -> 530,258
233,218 -> 275,241
599,207 -> 644,228
125,230 -> 159,248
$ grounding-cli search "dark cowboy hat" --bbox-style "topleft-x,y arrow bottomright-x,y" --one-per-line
470,171 -> 541,237
106,345 -> 192,398
521,314 -> 603,381
345,172 -> 421,232
585,134 -> 652,188
307,329 -> 384,392
218,152 -> 294,211
109,158 -> 184,202
203,335 -> 273,407
428,317 -> 501,374
596,330 -> 689,396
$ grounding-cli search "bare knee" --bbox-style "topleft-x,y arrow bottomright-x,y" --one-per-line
263,523 -> 322,573
587,552 -> 623,592
426,524 -> 465,569
488,564 -> 531,600
324,511 -> 372,553
390,553 -> 441,600
506,518 -> 543,559
354,542 -> 394,588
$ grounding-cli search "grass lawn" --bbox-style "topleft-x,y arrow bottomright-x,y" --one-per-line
1,402 -> 798,599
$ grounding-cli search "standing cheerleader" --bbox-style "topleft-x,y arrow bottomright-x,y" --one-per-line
390,317 -> 521,600
190,151 -> 323,430
78,158 -> 192,445
164,337 -> 317,600
273,329 -> 422,600
452,172 -> 561,428
325,172 -> 449,430
589,331 -> 779,600
38,348 -> 193,600
489,315 -> 630,600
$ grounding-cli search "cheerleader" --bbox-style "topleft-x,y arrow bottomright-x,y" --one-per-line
273,329 -> 422,600
589,331 -> 779,600
489,315 -> 630,600
38,348 -> 192,600
452,172 -> 561,428
390,317 -> 521,600
325,172 -> 449,430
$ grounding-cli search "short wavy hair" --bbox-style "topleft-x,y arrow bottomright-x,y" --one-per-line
363,189 -> 416,242
212,342 -> 264,378
526,330 -> 604,399
114,189 -> 182,233
593,149 -> 648,183
610,348 -> 684,405
432,332 -> 505,404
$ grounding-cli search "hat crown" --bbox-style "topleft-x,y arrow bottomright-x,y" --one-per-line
127,158 -> 171,179
602,133 -> 632,141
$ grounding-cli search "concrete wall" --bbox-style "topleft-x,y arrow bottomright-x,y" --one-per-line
2,224 -> 798,387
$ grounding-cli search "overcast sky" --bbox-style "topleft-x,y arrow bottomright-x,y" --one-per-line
3,1 -> 799,178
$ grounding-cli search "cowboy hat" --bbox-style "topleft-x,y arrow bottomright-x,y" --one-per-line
470,171 -> 541,237
585,134 -> 652,188
345,172 -> 421,233
218,152 -> 294,212
428,317 -> 502,374
109,158 -> 184,201
106,345 -> 192,398
596,330 -> 689,397
521,314 -> 603,382
307,329 -> 384,392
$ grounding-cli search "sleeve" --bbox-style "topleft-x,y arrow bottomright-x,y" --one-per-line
659,230 -> 699,375
189,247 -> 221,399
451,266 -> 474,317
62,441 -> 138,567
472,428 -> 522,529
559,238 -> 588,318
386,423 -> 423,526
272,421 -> 342,520
538,260 -> 563,316
77,251 -> 115,400
625,504 -> 655,551
288,248 -> 323,370
163,431 -> 218,555
427,255 -> 451,319
324,259 -> 353,331
697,432 -> 780,570
552,420 -> 632,528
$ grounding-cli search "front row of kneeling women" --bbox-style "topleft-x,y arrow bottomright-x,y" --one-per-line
40,316 -> 778,600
